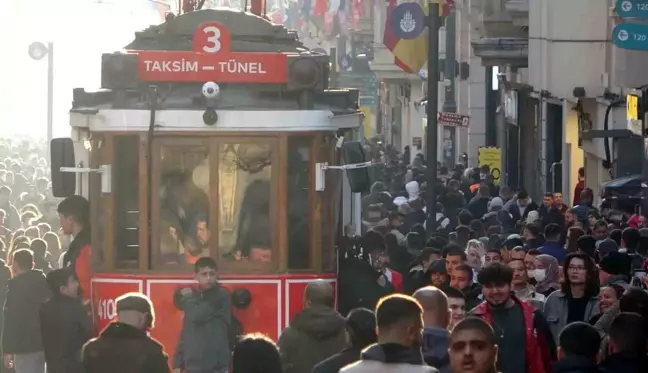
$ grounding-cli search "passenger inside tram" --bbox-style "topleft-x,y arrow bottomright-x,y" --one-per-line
157,143 -> 275,265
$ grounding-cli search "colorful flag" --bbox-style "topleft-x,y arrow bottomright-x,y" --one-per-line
383,0 -> 428,73
439,0 -> 455,17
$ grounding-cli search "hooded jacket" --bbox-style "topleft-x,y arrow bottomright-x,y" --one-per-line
341,343 -> 437,373
278,305 -> 347,373
422,327 -> 450,373
2,269 -> 51,354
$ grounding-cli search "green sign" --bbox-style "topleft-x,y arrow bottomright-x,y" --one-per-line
336,72 -> 378,107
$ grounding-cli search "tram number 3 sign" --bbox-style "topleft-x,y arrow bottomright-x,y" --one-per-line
137,21 -> 288,83
97,298 -> 117,321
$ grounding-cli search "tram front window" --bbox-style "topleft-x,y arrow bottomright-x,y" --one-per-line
158,145 -> 210,265
218,143 -> 273,264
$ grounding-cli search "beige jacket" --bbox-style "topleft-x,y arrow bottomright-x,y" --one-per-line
341,360 -> 438,373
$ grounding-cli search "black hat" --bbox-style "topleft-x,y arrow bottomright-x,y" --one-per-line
429,259 -> 447,274
599,252 -> 631,276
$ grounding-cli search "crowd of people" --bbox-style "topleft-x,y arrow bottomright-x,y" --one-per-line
326,143 -> 648,373
2,134 -> 648,373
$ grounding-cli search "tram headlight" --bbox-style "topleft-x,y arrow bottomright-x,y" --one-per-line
288,57 -> 325,91
203,108 -> 218,126
231,288 -> 252,309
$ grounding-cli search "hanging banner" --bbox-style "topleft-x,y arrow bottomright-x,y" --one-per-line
359,106 -> 372,138
478,147 -> 502,185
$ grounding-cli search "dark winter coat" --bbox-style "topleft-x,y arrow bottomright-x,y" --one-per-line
312,347 -> 363,373
82,322 -> 169,373
2,269 -> 51,354
553,355 -> 603,373
40,294 -> 92,373
173,285 -> 231,373
598,351 -> 648,373
278,305 -> 347,373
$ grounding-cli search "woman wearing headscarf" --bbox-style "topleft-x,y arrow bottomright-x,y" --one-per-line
532,254 -> 561,297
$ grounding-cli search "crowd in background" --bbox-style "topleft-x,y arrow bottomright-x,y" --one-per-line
0,138 -> 64,275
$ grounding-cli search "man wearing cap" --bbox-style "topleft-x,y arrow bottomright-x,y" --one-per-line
598,252 -> 631,289
82,293 -> 170,373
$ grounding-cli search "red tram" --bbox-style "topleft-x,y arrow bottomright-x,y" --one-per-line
49,8 -> 363,360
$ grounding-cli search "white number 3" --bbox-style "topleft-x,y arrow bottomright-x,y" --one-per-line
202,26 -> 221,53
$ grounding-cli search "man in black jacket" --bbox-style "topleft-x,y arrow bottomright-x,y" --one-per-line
2,249 -> 51,373
82,293 -> 170,373
40,268 -> 91,373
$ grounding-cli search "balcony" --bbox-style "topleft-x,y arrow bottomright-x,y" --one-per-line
472,0 -> 528,66
505,0 -> 529,29
471,38 -> 528,67
479,0 -> 527,39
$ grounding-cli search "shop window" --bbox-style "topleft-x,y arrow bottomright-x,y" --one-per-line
218,143 -> 273,264
287,137 -> 311,269
113,136 -> 140,269
157,144 -> 210,266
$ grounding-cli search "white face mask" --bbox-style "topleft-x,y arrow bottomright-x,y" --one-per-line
533,269 -> 547,282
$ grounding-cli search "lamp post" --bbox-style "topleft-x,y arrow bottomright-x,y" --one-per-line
28,41 -> 54,155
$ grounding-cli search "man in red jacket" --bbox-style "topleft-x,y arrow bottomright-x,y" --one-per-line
58,196 -> 91,306
470,262 -> 555,373
573,167 -> 585,206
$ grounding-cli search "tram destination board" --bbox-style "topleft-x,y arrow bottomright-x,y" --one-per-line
612,22 -> 648,51
616,0 -> 648,18
136,21 -> 288,83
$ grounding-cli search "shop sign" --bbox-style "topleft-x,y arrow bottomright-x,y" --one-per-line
612,22 -> 648,52
437,112 -> 469,127
137,22 -> 288,83
616,0 -> 648,19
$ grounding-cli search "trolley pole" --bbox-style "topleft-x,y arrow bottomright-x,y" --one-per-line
425,3 -> 441,237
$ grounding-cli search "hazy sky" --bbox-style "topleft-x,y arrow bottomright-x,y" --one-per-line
0,0 -> 169,138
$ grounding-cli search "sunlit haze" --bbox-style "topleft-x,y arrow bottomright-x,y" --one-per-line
0,0 -> 171,138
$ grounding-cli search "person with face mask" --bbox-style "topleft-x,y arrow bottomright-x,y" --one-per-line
82,293 -> 170,373
532,255 -> 561,297
508,259 -> 545,309
470,263 -> 556,373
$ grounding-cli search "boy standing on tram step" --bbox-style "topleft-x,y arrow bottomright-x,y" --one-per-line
173,257 -> 232,373
57,196 -> 91,307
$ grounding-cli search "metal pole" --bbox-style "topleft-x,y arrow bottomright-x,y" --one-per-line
497,66 -> 510,186
442,9 -> 456,113
47,42 -> 54,156
426,3 -> 440,238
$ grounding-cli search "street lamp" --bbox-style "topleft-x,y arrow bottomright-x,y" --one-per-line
27,41 -> 54,153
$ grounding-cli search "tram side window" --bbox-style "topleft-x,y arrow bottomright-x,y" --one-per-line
287,137 -> 311,269
114,136 -> 140,269
218,144 -> 273,264
158,146 -> 210,266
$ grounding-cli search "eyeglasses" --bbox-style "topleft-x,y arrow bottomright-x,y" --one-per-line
568,265 -> 587,272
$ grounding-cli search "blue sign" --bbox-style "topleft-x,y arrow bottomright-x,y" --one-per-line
616,0 -> 648,18
390,3 -> 426,40
612,22 -> 648,51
